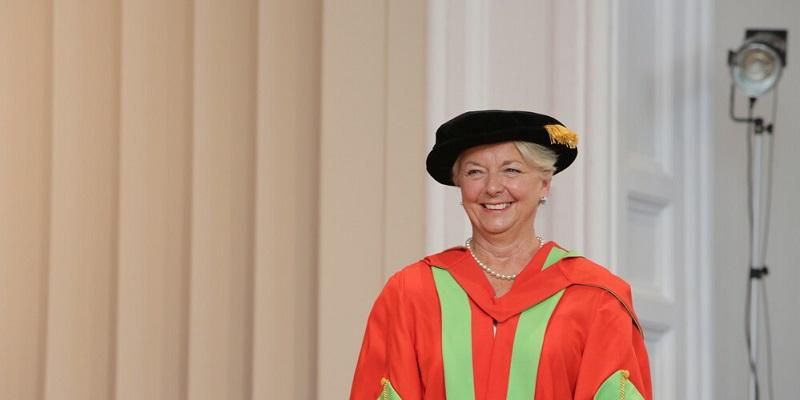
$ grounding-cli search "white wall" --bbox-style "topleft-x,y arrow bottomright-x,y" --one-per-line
712,1 -> 800,399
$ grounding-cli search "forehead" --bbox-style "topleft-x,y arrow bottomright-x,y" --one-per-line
459,142 -> 524,164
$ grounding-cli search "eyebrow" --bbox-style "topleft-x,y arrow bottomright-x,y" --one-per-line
500,160 -> 524,166
462,159 -> 524,168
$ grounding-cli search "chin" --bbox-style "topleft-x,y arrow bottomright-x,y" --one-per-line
478,223 -> 515,236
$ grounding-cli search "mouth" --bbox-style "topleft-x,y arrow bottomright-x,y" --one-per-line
482,202 -> 512,211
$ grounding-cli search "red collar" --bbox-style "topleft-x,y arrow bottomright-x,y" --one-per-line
423,242 -> 571,322
423,242 -> 642,332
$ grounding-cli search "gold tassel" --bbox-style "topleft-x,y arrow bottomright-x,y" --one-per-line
381,377 -> 390,400
619,370 -> 630,400
544,124 -> 579,149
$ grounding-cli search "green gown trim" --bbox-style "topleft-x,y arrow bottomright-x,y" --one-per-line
378,378 -> 402,400
430,245 -> 581,398
543,246 -> 581,270
593,370 -> 645,400
506,289 -> 565,399
432,267 -> 476,400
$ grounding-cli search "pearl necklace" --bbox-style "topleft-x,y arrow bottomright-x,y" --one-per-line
465,236 -> 544,281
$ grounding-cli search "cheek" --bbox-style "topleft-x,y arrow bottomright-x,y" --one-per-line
509,180 -> 544,200
461,190 -> 478,203
458,182 -> 482,201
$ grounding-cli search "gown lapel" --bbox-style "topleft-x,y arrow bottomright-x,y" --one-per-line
423,242 -> 573,323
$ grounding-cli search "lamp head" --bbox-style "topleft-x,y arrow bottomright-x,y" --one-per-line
728,29 -> 788,98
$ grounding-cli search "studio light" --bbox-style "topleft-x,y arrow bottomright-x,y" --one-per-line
728,29 -> 787,98
727,28 -> 788,400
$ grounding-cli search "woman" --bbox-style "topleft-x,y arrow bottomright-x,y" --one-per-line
350,110 -> 652,400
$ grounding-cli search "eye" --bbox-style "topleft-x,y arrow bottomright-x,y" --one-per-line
465,169 -> 483,176
505,167 -> 522,174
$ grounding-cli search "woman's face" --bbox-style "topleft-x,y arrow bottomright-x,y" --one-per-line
455,142 -> 551,239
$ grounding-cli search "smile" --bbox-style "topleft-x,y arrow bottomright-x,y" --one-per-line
482,202 -> 512,210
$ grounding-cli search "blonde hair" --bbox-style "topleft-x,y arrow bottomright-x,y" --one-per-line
512,141 -> 557,175
451,141 -> 557,185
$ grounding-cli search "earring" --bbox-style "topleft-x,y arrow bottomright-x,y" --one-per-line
539,197 -> 547,205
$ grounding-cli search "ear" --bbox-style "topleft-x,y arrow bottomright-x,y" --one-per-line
539,175 -> 552,197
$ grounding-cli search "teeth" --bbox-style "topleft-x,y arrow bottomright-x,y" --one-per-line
484,203 -> 510,210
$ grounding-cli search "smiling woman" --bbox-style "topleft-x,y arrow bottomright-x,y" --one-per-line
349,110 -> 653,400
454,142 -> 551,295
456,143 -> 549,234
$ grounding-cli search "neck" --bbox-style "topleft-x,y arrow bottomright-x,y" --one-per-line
470,230 -> 541,271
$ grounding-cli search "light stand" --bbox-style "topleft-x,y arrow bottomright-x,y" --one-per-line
727,28 -> 787,400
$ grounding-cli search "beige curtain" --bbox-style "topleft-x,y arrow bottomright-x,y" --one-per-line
0,0 -> 426,399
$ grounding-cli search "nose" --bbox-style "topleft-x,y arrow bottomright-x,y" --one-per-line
486,172 -> 505,196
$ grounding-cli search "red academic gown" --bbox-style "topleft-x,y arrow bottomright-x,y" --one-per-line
350,242 -> 652,400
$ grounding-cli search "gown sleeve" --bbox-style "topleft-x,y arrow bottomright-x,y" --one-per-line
350,272 -> 421,400
573,290 -> 653,400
